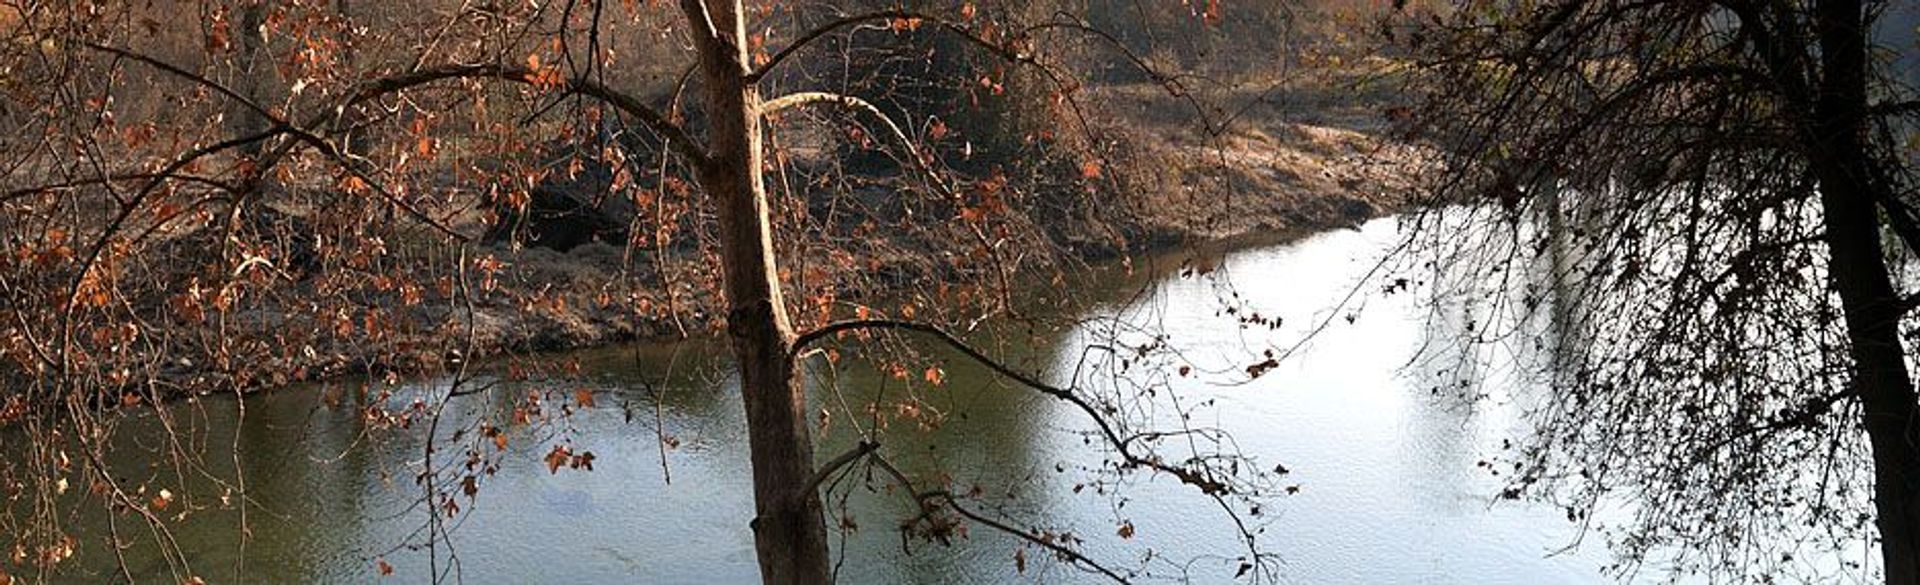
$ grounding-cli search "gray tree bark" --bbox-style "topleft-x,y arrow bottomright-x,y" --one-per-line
679,1 -> 833,583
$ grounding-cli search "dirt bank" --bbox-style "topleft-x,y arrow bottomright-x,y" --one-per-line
52,65 -> 1420,400
425,78 -> 1415,362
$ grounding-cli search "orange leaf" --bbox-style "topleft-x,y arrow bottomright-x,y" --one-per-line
377,559 -> 394,576
339,174 -> 369,195
1080,160 -> 1103,179
573,388 -> 596,409
206,15 -> 231,52
545,445 -> 571,474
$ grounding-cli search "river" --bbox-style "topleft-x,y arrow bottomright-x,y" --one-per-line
38,216 -> 1636,583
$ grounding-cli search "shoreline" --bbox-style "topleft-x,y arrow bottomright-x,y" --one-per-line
2,76 -> 1419,410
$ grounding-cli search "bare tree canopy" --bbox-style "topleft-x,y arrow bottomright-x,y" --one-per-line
1396,0 -> 1920,581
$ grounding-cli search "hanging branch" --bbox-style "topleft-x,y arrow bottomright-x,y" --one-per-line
793,318 -> 1232,494
793,317 -> 1279,578
860,442 -> 1134,584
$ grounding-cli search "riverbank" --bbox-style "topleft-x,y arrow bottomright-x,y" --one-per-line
439,84 -> 1407,350
187,71 -> 1417,394
0,61 -> 1417,410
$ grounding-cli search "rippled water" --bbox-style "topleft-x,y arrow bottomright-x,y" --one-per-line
39,217 -> 1635,583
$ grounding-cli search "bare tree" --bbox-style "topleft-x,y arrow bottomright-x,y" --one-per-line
1395,0 -> 1920,582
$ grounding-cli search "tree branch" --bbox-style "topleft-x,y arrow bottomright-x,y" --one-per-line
3,172 -> 240,204
749,10 -> 1040,85
342,63 -> 708,165
800,439 -> 878,502
746,9 -> 1210,130
81,43 -> 716,247
761,91 -> 949,194
87,42 -> 707,166
864,449 -> 1132,583
751,11 -> 924,84
792,319 -> 1231,495
80,45 -> 463,241
761,91 -> 1020,313
677,0 -> 723,47
1868,99 -> 1920,118
1699,389 -> 1855,456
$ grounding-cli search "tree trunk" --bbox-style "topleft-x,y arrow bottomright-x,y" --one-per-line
1812,2 -> 1920,583
233,1 -> 269,161
682,1 -> 833,583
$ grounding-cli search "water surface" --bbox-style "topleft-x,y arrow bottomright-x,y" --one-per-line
41,217 -> 1628,583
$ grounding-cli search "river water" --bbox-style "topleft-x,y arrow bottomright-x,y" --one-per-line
38,217 -> 1636,583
